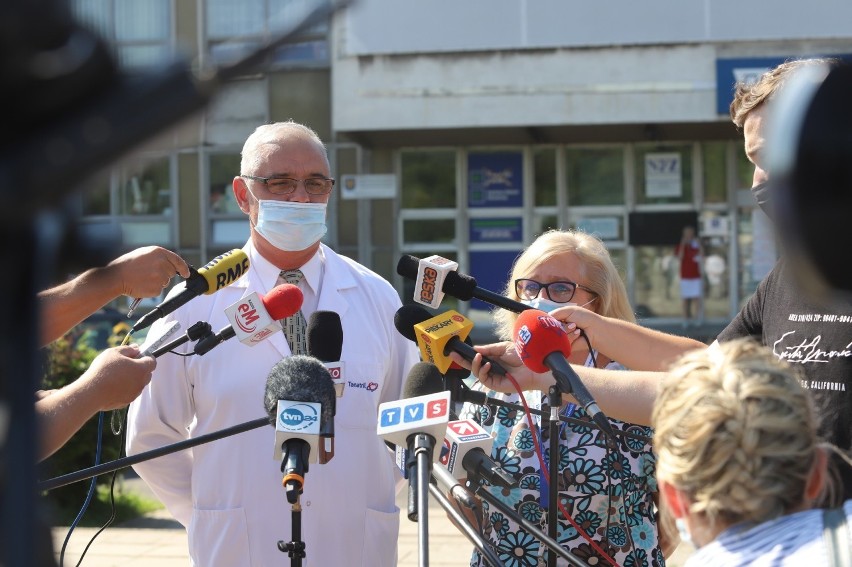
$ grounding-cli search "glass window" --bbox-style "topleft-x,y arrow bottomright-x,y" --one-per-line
634,145 -> 693,205
206,0 -> 329,66
402,219 -> 455,245
534,148 -> 556,206
566,147 -> 625,206
532,214 -> 560,239
118,156 -> 172,216
209,153 -> 244,215
633,245 -> 682,319
702,142 -> 728,204
401,151 -> 456,209
700,211 -> 731,319
569,214 -> 624,242
72,0 -> 171,68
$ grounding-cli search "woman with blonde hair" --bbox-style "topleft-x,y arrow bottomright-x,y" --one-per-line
653,339 -> 851,565
459,229 -> 667,567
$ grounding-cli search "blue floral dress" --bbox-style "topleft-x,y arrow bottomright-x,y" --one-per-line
458,355 -> 664,567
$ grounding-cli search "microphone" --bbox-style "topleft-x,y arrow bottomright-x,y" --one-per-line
431,464 -> 478,509
397,254 -> 532,314
377,362 -> 451,522
411,254 -> 459,308
307,311 -> 345,397
513,309 -> 616,444
394,304 -> 507,376
131,249 -> 251,332
263,355 -> 336,504
193,283 -> 303,355
306,311 -> 342,461
441,419 -> 515,489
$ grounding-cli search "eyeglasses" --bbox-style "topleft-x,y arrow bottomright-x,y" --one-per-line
241,175 -> 335,195
514,278 -> 597,303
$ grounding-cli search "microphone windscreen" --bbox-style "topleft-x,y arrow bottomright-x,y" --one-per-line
512,309 -> 572,373
264,355 -> 336,425
393,304 -> 433,342
402,362 -> 446,399
396,254 -> 420,280
440,271 -> 477,301
262,284 -> 303,321
307,311 -> 343,362
198,249 -> 250,294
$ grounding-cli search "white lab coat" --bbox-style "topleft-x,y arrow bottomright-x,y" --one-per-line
127,242 -> 418,566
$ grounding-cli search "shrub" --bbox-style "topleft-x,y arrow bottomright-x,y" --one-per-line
39,336 -> 126,520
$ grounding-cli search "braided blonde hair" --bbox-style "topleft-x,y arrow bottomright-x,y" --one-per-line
493,229 -> 634,340
653,339 -> 822,527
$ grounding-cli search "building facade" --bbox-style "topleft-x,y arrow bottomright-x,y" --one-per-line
72,0 -> 852,333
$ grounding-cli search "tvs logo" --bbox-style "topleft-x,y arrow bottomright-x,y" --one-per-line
349,381 -> 379,392
452,315 -> 464,323
278,404 -> 318,431
420,333 -> 431,344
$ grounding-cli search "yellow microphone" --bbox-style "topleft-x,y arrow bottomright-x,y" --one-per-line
131,249 -> 250,332
413,310 -> 474,373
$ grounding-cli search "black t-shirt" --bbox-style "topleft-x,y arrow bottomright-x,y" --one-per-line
718,260 -> 852,498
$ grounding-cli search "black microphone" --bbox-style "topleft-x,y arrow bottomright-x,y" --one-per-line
401,362 -> 447,522
397,254 -> 532,314
132,249 -> 250,333
306,310 -> 343,460
393,304 -> 507,376
263,355 -> 336,504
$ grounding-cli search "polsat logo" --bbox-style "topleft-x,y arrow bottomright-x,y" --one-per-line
278,404 -> 318,431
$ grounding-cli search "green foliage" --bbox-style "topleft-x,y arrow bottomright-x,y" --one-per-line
48,483 -> 163,527
39,337 -> 125,518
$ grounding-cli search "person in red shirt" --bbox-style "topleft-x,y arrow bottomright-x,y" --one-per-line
675,225 -> 703,326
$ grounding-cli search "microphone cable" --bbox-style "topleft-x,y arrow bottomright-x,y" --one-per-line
58,411 -> 105,567
475,369 -> 622,567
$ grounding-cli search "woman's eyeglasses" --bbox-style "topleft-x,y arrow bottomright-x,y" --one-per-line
514,278 -> 597,303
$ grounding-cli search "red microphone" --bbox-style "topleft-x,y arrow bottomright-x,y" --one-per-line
195,284 -> 303,354
512,309 -> 616,443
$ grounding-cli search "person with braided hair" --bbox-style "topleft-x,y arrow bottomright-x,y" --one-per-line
653,339 -> 852,566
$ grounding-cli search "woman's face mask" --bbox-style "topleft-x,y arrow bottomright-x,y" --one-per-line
520,296 -> 596,313
248,189 -> 328,251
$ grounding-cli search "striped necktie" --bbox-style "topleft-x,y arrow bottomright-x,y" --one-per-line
278,269 -> 307,355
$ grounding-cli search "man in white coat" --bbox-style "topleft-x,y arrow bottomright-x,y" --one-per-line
127,121 -> 419,566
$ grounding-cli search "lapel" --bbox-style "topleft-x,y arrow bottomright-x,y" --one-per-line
315,247 -> 353,322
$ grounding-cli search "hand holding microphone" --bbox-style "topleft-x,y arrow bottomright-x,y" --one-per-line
393,304 -> 507,376
513,309 -> 617,444
131,248 -> 251,333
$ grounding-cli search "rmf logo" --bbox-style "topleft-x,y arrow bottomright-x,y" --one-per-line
214,257 -> 249,290
278,404 -> 318,431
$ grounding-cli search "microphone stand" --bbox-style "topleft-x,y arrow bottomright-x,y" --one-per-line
468,473 -> 585,567
39,417 -> 268,491
277,497 -> 305,566
455,383 -> 651,445
545,385 -> 561,567
413,433 -> 434,567
427,482 -> 505,567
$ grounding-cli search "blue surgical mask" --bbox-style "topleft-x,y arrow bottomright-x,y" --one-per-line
253,199 -> 327,252
520,297 -> 597,313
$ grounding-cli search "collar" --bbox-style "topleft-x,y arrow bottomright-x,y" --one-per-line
245,239 -> 324,294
